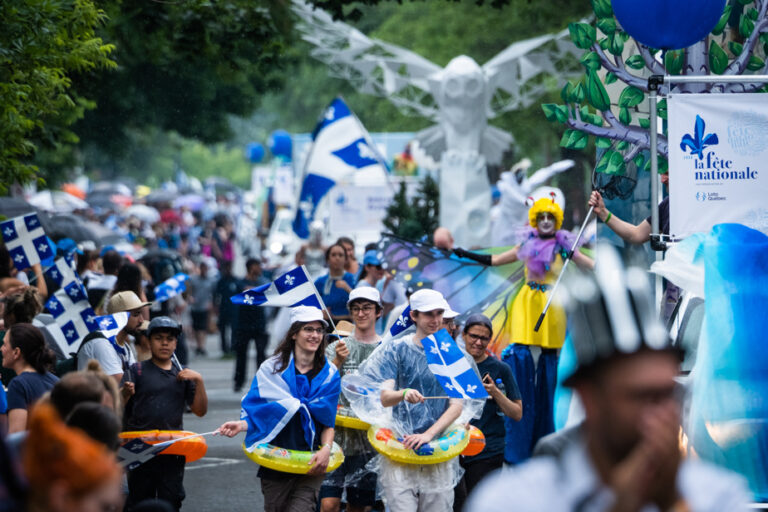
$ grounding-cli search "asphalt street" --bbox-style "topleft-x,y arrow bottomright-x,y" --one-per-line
180,334 -> 265,512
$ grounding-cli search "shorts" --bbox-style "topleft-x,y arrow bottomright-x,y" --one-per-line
319,454 -> 377,506
191,310 -> 209,332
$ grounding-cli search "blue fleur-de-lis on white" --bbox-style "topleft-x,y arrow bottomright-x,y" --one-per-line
284,275 -> 295,286
440,341 -> 451,352
680,115 -> 719,160
243,294 -> 254,305
466,384 -> 477,394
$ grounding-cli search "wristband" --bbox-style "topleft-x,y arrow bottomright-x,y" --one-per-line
604,211 -> 612,224
322,443 -> 332,451
402,388 -> 410,399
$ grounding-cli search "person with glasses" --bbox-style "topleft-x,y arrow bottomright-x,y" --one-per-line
218,306 -> 340,512
440,300 -> 461,340
78,291 -> 151,384
320,288 -> 383,512
454,314 -> 522,512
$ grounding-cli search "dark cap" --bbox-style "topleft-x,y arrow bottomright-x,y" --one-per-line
562,244 -> 681,386
463,314 -> 493,335
147,316 -> 182,338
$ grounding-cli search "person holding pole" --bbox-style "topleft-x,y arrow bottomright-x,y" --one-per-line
453,195 -> 593,464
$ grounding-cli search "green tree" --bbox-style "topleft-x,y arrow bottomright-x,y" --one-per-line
0,0 -> 115,193
383,176 -> 439,240
543,0 -> 768,176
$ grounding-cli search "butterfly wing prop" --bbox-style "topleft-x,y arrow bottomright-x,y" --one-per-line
377,234 -> 524,355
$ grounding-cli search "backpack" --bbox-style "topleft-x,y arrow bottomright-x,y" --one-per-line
54,331 -> 108,377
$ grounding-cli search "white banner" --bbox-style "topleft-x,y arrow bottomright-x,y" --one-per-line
668,93 -> 768,238
328,185 -> 393,234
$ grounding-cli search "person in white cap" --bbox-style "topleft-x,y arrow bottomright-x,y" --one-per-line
218,305 -> 341,512
321,288 -> 383,512
440,299 -> 460,340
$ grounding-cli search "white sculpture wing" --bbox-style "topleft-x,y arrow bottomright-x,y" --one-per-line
292,0 -> 443,120
483,28 -> 584,118
525,159 -> 575,189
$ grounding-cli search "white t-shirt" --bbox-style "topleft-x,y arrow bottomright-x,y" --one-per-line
78,337 -> 122,375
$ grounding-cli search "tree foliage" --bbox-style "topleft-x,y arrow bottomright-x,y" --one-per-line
543,0 -> 768,176
0,0 -> 115,193
383,176 -> 440,240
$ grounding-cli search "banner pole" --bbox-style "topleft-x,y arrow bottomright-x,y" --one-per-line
300,265 -> 338,335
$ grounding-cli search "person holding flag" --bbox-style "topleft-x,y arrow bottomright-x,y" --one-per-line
217,305 -> 341,512
343,289 -> 483,512
320,288 -> 383,512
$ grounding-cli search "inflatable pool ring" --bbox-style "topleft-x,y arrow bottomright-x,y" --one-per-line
367,424 -> 469,464
119,430 -> 207,463
461,425 -> 486,456
335,405 -> 370,431
243,442 -> 344,474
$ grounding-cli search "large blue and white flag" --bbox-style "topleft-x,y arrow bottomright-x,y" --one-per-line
293,97 -> 389,238
154,273 -> 189,303
240,354 -> 340,452
44,259 -> 97,354
422,329 -> 488,400
230,266 -> 320,308
95,312 -> 129,342
0,213 -> 54,270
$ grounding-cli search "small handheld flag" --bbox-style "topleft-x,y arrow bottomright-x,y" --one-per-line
0,213 -> 54,270
422,329 -> 488,400
388,305 -> 414,339
154,273 -> 189,303
230,266 -> 320,309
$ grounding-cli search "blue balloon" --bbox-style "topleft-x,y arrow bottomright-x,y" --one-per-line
612,0 -> 726,50
245,142 -> 265,163
268,130 -> 292,160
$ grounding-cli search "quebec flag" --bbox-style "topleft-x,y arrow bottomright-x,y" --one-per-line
95,312 -> 129,342
44,258 -> 97,355
292,97 -> 389,238
422,329 -> 488,400
154,273 -> 189,303
230,266 -> 320,309
0,213 -> 54,271
389,305 -> 414,338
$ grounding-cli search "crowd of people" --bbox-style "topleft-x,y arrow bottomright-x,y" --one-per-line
0,178 -> 754,512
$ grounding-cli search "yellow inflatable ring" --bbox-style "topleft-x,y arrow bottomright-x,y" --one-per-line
367,424 -> 469,465
335,405 -> 370,431
243,442 -> 345,474
119,430 -> 207,463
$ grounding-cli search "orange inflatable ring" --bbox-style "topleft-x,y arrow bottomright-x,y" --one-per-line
119,430 -> 208,463
461,425 -> 486,456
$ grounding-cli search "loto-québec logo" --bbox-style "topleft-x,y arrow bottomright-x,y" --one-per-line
680,115 -> 758,182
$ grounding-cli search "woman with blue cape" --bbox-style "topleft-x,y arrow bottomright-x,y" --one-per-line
218,305 -> 341,512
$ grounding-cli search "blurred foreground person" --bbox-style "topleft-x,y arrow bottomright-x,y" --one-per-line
467,245 -> 750,512
24,404 -> 122,512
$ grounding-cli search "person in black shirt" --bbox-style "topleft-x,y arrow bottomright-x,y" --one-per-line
121,317 -> 208,511
213,260 -> 240,355
454,314 -> 522,512
232,258 -> 269,392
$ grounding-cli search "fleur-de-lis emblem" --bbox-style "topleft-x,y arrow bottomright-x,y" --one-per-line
680,115 -> 719,160
445,382 -> 455,391
243,294 -> 254,305
357,141 -> 376,161
284,275 -> 296,286
66,329 -> 75,339
440,341 -> 451,352
100,319 -> 113,330
325,106 -> 335,120
430,346 -> 440,354
14,254 -> 24,263
50,270 -> 58,279
466,384 -> 477,394
4,227 -> 14,238
38,243 -> 48,253
396,316 -> 407,327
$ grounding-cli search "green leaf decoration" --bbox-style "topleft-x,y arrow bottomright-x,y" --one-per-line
596,137 -> 612,148
569,22 -> 597,49
633,154 -> 645,169
561,82 -> 574,102
609,31 -> 625,56
711,5 -> 732,35
573,83 -> 586,103
739,15 -> 755,38
664,50 -> 684,75
729,41 -> 744,56
747,55 -> 765,71
658,99 -> 667,120
591,0 -> 613,18
617,140 -> 629,151
748,7 -> 759,20
542,104 -> 569,123
619,106 -> 632,125
599,37 -> 610,51
597,149 -> 626,175
605,72 -> 618,84
560,129 -> 588,149
625,55 -> 646,70
597,18 -> 616,35
580,51 -> 602,71
638,118 -> 650,129
709,40 -> 728,74
581,106 -> 603,126
618,86 -> 645,108
586,70 -> 611,111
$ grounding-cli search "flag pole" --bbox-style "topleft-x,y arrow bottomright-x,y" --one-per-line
300,265 -> 338,335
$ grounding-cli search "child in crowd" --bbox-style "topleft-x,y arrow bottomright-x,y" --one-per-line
122,316 -> 208,511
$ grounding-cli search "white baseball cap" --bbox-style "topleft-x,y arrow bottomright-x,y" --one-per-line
409,289 -> 446,313
290,305 -> 329,327
347,287 -> 382,307
441,299 -> 460,319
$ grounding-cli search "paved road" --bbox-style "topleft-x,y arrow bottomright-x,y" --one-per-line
179,335 -> 265,512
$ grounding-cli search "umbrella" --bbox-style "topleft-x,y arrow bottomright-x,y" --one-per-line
124,204 -> 160,223
145,190 -> 178,205
173,194 -> 206,212
160,209 -> 183,225
61,183 -> 86,200
28,190 -> 89,213
91,181 -> 132,197
45,214 -> 100,242
0,197 -> 37,219
86,191 -> 132,210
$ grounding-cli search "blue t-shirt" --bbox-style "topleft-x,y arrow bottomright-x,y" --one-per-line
314,273 -> 356,317
465,356 -> 521,461
6,372 -> 59,411
378,337 -> 449,435
0,385 -> 7,414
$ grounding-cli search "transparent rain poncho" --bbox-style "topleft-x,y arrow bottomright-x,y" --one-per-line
341,333 -> 484,494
